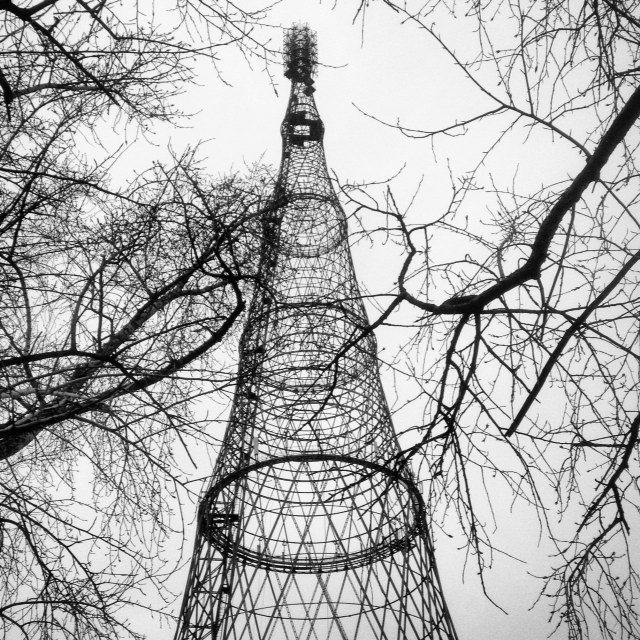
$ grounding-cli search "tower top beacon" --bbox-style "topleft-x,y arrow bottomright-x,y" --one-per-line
283,25 -> 317,93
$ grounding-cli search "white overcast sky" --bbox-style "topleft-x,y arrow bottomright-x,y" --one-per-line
134,2 -> 577,639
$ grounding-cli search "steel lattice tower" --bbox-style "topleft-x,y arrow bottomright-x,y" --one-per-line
174,26 -> 459,640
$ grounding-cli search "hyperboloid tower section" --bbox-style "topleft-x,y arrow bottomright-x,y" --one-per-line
174,25 -> 459,640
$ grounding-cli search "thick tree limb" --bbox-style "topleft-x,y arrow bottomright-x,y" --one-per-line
505,248 -> 640,437
400,85 -> 640,315
0,293 -> 245,459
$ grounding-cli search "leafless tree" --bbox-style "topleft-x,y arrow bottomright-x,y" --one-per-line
0,155 -> 270,638
0,2 -> 275,637
338,1 -> 640,638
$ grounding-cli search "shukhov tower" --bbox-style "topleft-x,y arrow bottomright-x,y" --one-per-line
175,26 -> 458,640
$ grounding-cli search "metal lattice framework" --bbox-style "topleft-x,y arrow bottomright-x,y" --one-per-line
174,25 -> 459,640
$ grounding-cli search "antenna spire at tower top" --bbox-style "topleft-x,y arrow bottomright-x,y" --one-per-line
283,24 -> 317,91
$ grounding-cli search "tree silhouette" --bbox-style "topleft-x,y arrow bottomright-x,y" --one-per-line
0,2 -> 273,637
340,2 -> 640,638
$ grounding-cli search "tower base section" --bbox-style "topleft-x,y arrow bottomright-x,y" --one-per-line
175,531 -> 458,640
